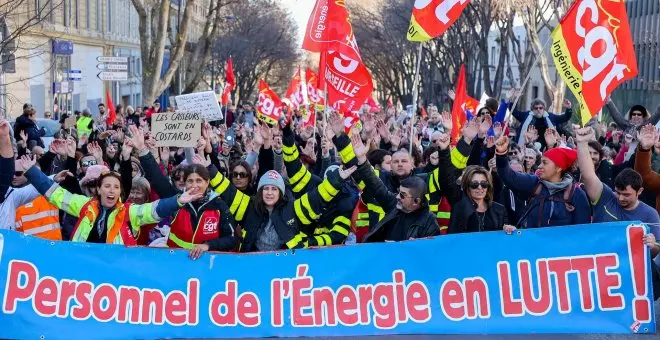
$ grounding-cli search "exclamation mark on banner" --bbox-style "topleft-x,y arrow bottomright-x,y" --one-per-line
626,225 -> 651,323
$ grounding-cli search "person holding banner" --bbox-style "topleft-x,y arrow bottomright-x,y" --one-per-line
17,154 -> 203,245
433,133 -> 509,234
494,134 -> 590,230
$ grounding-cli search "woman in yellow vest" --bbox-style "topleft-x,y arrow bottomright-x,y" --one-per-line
17,155 -> 202,245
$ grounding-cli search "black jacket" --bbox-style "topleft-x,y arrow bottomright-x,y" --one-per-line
350,161 -> 439,242
447,195 -> 508,233
14,114 -> 45,148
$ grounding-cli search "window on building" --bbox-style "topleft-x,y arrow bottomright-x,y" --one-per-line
63,0 -> 69,27
96,0 -> 101,31
532,86 -> 539,99
74,0 -> 79,28
34,0 -> 41,19
107,0 -> 112,32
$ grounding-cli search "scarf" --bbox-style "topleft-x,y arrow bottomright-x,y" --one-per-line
541,175 -> 573,195
518,112 -> 555,146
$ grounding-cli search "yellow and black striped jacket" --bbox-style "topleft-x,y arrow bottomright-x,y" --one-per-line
281,128 -> 358,246
331,133 -> 472,232
208,165 -> 341,251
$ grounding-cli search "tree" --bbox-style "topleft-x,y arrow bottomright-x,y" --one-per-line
211,0 -> 298,104
1,0 -> 64,118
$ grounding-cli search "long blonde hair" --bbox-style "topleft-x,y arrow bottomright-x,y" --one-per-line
461,165 -> 494,203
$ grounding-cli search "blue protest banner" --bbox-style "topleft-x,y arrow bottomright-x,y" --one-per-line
0,221 -> 655,339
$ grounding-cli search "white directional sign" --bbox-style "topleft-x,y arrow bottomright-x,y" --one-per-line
97,71 -> 128,81
97,63 -> 128,70
96,56 -> 128,63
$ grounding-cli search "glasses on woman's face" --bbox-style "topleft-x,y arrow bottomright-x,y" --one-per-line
469,181 -> 489,189
509,151 -> 519,156
232,172 -> 248,179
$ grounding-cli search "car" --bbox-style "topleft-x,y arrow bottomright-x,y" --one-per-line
10,118 -> 62,151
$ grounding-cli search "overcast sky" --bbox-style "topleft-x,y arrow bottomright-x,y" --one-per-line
277,0 -> 315,45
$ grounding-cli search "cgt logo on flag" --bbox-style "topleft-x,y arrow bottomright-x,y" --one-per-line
551,0 -> 637,125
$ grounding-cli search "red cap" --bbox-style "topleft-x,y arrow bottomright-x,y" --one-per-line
543,147 -> 577,170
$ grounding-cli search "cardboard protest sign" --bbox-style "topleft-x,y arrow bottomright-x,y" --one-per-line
151,112 -> 201,147
173,91 -> 223,121
63,115 -> 76,129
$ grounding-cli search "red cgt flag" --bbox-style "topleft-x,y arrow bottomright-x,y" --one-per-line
221,56 -> 235,105
407,0 -> 471,42
283,67 -> 307,110
105,91 -> 116,126
256,79 -> 284,125
305,68 -> 324,105
302,0 -> 361,61
551,0 -> 637,125
450,64 -> 471,145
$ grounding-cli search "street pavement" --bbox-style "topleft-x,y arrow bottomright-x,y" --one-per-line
212,300 -> 660,340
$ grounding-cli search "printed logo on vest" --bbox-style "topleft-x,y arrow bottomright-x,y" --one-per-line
202,217 -> 218,234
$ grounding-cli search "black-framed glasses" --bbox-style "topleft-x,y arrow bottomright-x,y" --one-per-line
397,190 -> 411,200
468,181 -> 489,189
508,151 -> 519,156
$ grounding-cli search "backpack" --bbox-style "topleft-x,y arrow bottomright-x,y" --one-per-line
520,182 -> 582,228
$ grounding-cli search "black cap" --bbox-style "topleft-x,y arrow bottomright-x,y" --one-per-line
23,103 -> 33,110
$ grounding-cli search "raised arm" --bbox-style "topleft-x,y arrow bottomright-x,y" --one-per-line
282,124 -> 321,197
634,124 -> 660,193
575,127 -> 604,202
208,161 -> 251,223
649,103 -> 660,125
435,134 -> 463,205
606,98 -> 630,130
130,125 -> 178,198
0,120 -> 14,202
494,136 -> 540,197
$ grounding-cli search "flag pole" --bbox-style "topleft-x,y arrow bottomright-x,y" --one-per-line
409,42 -> 424,154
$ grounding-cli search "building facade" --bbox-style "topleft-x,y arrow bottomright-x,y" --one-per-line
3,0 -> 142,119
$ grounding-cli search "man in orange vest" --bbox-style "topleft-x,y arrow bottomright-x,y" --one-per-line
15,196 -> 62,240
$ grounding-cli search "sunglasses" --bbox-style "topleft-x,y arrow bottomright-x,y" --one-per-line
631,112 -> 643,117
81,159 -> 98,167
14,171 -> 24,177
397,190 -> 413,200
533,106 -> 545,111
232,172 -> 249,179
508,151 -> 519,156
469,181 -> 489,189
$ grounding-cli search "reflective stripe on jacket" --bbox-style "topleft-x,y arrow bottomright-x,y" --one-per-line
15,196 -> 62,240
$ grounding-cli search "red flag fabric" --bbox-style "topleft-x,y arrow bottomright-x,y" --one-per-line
302,0 -> 361,61
283,67 -> 307,110
256,79 -> 284,125
450,65 -> 469,145
221,57 -> 235,105
105,91 -> 116,126
551,0 -> 637,125
320,49 -> 373,112
408,0 -> 471,42
387,96 -> 393,109
365,96 -> 380,113
305,68 -> 324,105
421,106 -> 427,119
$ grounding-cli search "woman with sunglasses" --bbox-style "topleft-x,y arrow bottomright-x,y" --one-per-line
229,160 -> 254,195
17,155 -> 201,245
434,134 -> 508,234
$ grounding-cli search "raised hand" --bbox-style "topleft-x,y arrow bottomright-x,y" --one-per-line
0,119 -> 9,136
54,170 -> 74,183
637,124 -> 657,150
328,111 -> 345,137
462,118 -> 479,142
88,141 -> 104,162
19,130 -> 28,142
447,89 -> 456,101
338,165 -> 358,180
478,115 -> 492,137
441,111 -> 452,132
17,154 -> 37,171
129,125 -> 146,152
575,127 -> 595,145
177,187 -> 204,205
390,129 -> 402,150
351,129 -> 368,163
436,133 -> 451,150
486,135 -> 495,149
192,153 -> 211,167
50,139 -> 68,157
544,128 -> 559,148
121,138 -> 134,161
524,126 -> 538,144
301,139 -> 316,159
159,146 -> 170,163
495,135 -> 509,155
66,136 -> 76,157
563,99 -> 572,109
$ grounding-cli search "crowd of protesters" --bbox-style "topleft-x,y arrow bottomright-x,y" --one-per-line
2,91 -> 660,296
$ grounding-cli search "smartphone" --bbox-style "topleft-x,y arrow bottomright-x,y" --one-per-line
225,129 -> 236,147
